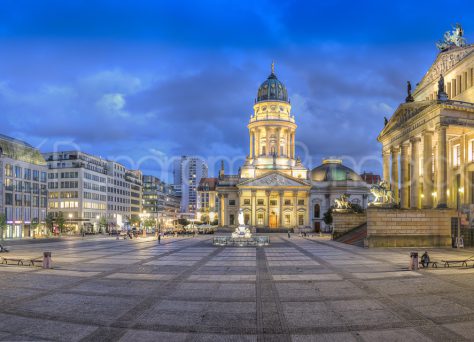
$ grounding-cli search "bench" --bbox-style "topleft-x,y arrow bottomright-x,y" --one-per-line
419,261 -> 438,268
441,260 -> 468,268
29,257 -> 43,267
2,257 -> 25,266
1,256 -> 43,267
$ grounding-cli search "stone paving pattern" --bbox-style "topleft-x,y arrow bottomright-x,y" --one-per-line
0,235 -> 472,341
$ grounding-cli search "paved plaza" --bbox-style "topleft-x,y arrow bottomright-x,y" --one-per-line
0,236 -> 472,341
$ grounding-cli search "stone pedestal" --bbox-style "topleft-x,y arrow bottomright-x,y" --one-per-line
366,208 -> 454,247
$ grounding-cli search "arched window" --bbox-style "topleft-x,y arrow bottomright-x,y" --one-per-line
314,204 -> 320,218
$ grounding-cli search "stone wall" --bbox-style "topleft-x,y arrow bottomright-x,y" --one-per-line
332,211 -> 367,239
366,208 -> 455,247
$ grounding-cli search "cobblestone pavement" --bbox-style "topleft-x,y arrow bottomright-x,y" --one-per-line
0,235 -> 473,341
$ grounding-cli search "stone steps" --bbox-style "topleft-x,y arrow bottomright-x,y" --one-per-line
335,223 -> 367,247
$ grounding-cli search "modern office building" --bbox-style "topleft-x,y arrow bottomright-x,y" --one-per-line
0,134 -> 48,238
44,151 -> 108,233
106,162 -> 142,229
44,151 -> 143,233
127,169 -> 143,223
142,175 -> 180,228
173,156 -> 208,213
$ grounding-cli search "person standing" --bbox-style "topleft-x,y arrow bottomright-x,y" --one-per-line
158,232 -> 161,245
287,230 -> 291,239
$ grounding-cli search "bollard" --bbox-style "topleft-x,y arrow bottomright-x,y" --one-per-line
43,251 -> 52,269
409,252 -> 418,271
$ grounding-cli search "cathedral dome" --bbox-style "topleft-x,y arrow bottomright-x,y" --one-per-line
310,159 -> 362,182
256,63 -> 289,103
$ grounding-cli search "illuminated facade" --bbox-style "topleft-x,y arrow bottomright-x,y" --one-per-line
379,26 -> 474,212
196,177 -> 218,223
310,159 -> 370,232
0,134 -> 48,238
215,65 -> 311,229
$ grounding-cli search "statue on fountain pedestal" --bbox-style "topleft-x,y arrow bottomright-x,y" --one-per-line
232,208 -> 252,238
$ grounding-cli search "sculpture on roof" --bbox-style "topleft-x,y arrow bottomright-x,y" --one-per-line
437,74 -> 448,101
405,81 -> 414,102
436,23 -> 467,51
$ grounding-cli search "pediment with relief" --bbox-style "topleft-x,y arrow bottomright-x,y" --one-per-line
415,45 -> 474,93
238,172 -> 309,187
380,101 -> 433,138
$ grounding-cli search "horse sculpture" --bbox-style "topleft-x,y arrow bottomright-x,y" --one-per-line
370,181 -> 395,205
436,23 -> 466,50
334,194 -> 351,210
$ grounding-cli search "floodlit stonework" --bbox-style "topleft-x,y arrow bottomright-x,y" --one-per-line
215,64 -> 312,230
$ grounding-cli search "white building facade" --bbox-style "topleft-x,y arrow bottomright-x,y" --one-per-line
44,151 -> 143,233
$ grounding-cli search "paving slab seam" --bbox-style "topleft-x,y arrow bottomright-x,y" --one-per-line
256,245 -> 291,342
82,239 -> 225,342
306,237 -> 474,290
284,237 -> 470,342
0,238 -> 208,309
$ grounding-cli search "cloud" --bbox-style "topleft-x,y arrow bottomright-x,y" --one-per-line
2,1 -> 474,180
96,93 -> 128,117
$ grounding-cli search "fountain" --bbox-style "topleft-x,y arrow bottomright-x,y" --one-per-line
213,209 -> 270,247
231,209 -> 252,238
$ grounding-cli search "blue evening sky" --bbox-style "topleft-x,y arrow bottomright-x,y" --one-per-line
0,0 -> 473,181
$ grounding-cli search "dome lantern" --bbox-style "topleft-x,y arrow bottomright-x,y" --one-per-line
256,62 -> 289,103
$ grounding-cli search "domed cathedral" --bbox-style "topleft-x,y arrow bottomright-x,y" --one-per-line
378,24 -> 474,211
215,63 -> 311,231
309,159 -> 370,232
240,62 -> 308,179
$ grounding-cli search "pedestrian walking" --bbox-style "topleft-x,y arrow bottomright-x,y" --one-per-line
158,233 -> 161,245
287,230 -> 291,238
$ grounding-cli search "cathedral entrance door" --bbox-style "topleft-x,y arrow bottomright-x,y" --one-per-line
269,212 -> 278,228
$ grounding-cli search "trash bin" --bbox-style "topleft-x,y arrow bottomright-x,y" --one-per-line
43,251 -> 52,269
409,252 -> 418,271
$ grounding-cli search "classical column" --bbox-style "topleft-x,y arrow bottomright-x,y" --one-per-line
278,191 -> 283,227
423,131 -> 434,208
382,150 -> 390,183
276,128 -> 281,157
249,129 -> 254,158
251,191 -> 256,226
255,129 -> 260,157
400,143 -> 410,209
218,194 -> 223,227
410,137 -> 421,208
293,191 -> 298,227
266,128 -> 270,156
391,147 -> 400,204
265,191 -> 270,227
221,195 -> 227,226
291,132 -> 296,158
437,125 -> 448,208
